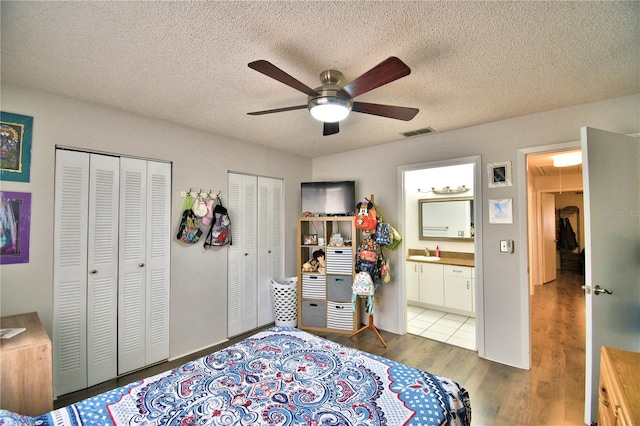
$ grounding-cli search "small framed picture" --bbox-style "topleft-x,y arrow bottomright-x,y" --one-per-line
302,234 -> 318,245
489,198 -> 513,224
488,161 -> 512,188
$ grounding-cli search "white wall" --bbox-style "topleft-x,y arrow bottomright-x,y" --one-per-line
2,84 -> 638,371
0,84 -> 312,359
312,94 -> 640,368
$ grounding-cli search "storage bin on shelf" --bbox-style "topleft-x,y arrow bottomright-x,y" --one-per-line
325,247 -> 353,274
271,277 -> 298,327
326,301 -> 353,330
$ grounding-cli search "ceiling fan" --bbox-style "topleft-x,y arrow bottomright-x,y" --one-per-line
247,57 -> 419,136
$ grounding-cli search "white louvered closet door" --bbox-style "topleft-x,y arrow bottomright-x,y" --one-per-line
118,158 -> 171,374
86,154 -> 120,387
257,177 -> 284,326
227,173 -> 258,336
54,151 -> 170,396
53,151 -> 119,396
144,161 -> 171,366
118,158 -> 148,374
54,150 -> 90,396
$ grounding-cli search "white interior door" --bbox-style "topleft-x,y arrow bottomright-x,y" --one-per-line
53,150 -> 120,395
227,173 -> 258,336
53,150 -> 90,396
582,127 -> 640,424
118,157 -> 148,374
86,154 -> 120,387
257,177 -> 284,327
144,161 -> 171,365
541,192 -> 557,283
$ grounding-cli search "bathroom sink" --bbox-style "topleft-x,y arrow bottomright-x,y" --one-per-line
408,255 -> 441,262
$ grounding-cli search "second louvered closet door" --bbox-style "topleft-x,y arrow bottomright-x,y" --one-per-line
117,158 -> 170,375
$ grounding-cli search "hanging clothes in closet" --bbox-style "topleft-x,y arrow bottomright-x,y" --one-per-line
557,206 -> 580,251
558,217 -> 578,251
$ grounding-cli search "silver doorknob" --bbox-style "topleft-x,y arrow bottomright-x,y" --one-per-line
594,285 -> 613,296
138,263 -> 145,267
90,269 -> 98,274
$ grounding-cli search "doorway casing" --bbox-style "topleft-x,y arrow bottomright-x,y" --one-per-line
517,141 -> 581,366
397,155 -> 484,358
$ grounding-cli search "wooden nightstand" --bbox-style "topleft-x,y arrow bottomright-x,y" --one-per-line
0,312 -> 53,416
599,346 -> 640,426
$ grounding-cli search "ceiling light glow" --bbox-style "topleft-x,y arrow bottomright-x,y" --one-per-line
309,96 -> 351,122
553,152 -> 582,167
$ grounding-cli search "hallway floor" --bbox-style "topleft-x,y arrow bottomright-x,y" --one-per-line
407,305 -> 476,350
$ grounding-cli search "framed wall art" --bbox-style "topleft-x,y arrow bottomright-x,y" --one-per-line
1,111 -> 33,182
1,191 -> 31,264
488,198 -> 513,224
487,161 -> 512,188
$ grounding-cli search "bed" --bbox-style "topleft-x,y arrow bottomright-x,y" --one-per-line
0,326 -> 471,425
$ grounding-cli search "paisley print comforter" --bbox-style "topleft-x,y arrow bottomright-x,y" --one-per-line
1,327 -> 471,425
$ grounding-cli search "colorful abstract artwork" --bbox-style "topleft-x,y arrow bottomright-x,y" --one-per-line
1,111 -> 33,182
0,191 -> 31,264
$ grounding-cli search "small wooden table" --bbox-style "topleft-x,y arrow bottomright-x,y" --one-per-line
0,312 -> 53,416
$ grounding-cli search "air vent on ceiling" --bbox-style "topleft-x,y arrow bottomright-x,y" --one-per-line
401,127 -> 435,137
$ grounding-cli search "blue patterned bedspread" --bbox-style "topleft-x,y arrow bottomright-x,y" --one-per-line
0,327 -> 470,425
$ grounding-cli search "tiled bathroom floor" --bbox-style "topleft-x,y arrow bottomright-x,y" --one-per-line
407,305 -> 476,350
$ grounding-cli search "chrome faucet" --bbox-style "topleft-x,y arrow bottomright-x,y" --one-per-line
424,247 -> 431,256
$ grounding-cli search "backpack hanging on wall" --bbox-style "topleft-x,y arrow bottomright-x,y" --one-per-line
176,194 -> 202,244
204,197 -> 232,249
355,237 -> 382,283
354,200 -> 377,231
352,271 -> 375,314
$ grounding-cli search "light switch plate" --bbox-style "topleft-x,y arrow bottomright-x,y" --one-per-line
500,240 -> 514,253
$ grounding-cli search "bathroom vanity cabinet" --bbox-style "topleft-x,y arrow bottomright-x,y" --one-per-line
406,251 -> 475,317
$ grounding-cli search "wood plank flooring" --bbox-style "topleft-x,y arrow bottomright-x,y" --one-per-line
56,270 -> 586,425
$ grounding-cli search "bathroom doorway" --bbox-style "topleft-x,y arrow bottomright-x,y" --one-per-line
397,156 -> 484,355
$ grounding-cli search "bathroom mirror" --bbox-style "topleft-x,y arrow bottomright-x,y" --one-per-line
419,197 -> 474,241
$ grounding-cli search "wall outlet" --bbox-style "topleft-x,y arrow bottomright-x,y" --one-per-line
500,240 -> 514,253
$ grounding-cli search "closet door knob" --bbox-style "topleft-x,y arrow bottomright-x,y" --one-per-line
138,263 -> 145,267
90,269 -> 97,274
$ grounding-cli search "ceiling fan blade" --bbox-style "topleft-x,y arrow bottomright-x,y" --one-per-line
323,122 -> 339,136
247,105 -> 307,115
248,60 -> 319,96
352,101 -> 419,121
337,57 -> 411,99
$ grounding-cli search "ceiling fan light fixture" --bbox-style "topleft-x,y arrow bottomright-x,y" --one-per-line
308,96 -> 351,123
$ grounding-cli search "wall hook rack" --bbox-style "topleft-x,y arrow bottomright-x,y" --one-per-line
180,189 -> 221,198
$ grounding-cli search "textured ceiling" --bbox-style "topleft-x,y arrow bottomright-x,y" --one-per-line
2,1 -> 639,158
